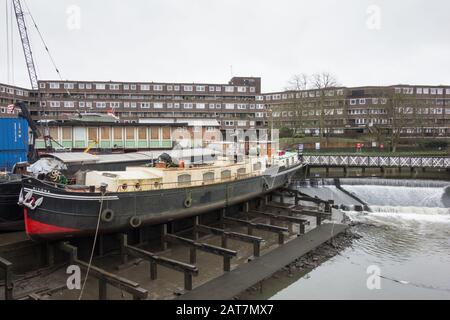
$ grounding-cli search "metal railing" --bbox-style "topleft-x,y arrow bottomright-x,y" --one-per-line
302,155 -> 450,168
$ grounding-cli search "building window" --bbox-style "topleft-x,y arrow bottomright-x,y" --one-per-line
359,99 -> 366,105
250,87 -> 256,93
350,99 -> 357,105
237,86 -> 246,93
167,85 -> 173,91
154,102 -> 163,109
140,102 -> 151,108
154,84 -> 163,91
225,86 -> 234,93
50,82 -> 60,89
174,85 -> 180,91
208,86 -> 215,92
130,84 -> 137,90
96,102 -> 106,108
96,83 -> 106,90
183,103 -> 193,109
141,84 -> 150,91
196,103 -> 205,109
225,104 -> 235,110
196,85 -> 205,92
110,102 -> 120,108
109,84 -> 119,90
184,85 -> 193,92
39,83 -> 46,89
50,101 -> 60,108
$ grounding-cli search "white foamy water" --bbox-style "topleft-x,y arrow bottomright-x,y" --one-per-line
270,180 -> 450,300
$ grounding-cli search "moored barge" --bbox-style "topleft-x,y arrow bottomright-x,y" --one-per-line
20,152 -> 303,241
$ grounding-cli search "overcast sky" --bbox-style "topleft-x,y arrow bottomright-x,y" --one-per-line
1,0 -> 449,92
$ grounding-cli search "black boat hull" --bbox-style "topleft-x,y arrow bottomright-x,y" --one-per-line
0,177 -> 24,231
21,163 -> 302,241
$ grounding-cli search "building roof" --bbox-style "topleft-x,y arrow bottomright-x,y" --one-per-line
40,148 -> 220,165
139,118 -> 220,127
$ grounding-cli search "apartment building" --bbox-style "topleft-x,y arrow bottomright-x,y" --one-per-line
34,77 -> 266,132
265,85 -> 450,137
0,83 -> 34,117
2,78 -> 450,138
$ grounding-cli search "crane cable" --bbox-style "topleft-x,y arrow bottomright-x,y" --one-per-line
22,0 -> 71,97
10,0 -> 14,84
5,0 -> 10,84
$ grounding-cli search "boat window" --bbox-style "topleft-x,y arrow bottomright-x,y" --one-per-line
178,174 -> 191,186
151,127 -> 159,140
237,168 -> 246,176
88,127 -> 98,141
126,127 -> 135,140
253,162 -> 261,171
221,170 -> 231,180
163,127 -> 171,140
101,127 -> 110,140
203,172 -> 215,183
49,127 -> 59,140
62,127 -> 72,140
113,127 -> 123,140
138,127 -> 147,140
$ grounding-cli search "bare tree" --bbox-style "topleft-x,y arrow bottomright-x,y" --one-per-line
310,72 -> 340,141
311,72 -> 339,90
285,73 -> 310,91
278,72 -> 340,143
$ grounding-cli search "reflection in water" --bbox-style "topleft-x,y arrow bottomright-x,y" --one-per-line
270,180 -> 450,300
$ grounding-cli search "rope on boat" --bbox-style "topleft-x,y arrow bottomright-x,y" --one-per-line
78,189 -> 107,300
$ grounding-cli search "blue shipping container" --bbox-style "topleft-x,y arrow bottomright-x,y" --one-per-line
0,117 -> 29,171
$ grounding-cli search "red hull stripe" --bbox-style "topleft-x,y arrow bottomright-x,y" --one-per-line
24,209 -> 79,235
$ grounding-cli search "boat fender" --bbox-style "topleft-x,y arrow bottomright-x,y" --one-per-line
130,216 -> 142,228
184,197 -> 193,208
135,183 -> 142,191
263,182 -> 269,191
101,209 -> 115,222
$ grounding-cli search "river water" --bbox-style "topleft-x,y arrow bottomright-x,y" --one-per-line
270,179 -> 450,300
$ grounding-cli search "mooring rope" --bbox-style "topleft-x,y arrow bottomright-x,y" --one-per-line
78,189 -> 106,300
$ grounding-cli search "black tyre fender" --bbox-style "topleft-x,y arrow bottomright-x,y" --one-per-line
101,208 -> 114,223
130,216 -> 142,228
184,197 -> 193,208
